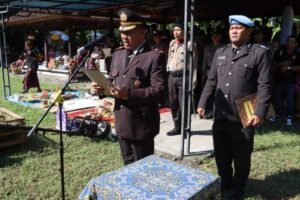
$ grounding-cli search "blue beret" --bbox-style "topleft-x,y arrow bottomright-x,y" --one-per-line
229,15 -> 254,28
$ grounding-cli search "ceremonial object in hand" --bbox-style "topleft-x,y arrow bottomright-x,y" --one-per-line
246,115 -> 262,126
83,69 -> 112,96
236,93 -> 273,127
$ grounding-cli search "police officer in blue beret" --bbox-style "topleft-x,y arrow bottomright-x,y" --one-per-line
198,15 -> 272,199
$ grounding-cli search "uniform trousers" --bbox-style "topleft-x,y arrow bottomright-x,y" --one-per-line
117,136 -> 154,165
212,119 -> 254,194
168,74 -> 183,126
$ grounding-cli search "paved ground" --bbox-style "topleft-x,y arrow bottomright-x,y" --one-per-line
155,111 -> 214,161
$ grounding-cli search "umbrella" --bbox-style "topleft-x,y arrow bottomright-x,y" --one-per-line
49,30 -> 69,42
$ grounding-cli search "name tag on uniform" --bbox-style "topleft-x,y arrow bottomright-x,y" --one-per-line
218,56 -> 226,60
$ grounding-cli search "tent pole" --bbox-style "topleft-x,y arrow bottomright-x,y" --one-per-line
180,0 -> 189,159
43,23 -> 48,69
0,6 -> 11,99
186,0 -> 195,154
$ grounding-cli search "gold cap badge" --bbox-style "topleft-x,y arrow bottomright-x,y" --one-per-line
120,11 -> 127,22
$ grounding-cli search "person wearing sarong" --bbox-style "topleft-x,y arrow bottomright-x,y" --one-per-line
22,40 -> 41,93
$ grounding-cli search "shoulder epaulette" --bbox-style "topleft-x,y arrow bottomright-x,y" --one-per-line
259,44 -> 268,49
254,43 -> 269,50
152,48 -> 164,54
114,46 -> 125,51
169,39 -> 176,46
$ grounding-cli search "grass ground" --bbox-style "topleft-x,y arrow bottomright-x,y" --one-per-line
1,71 -> 300,199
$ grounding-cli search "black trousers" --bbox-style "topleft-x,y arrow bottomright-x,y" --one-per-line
212,119 -> 254,194
168,75 -> 183,125
118,136 -> 154,165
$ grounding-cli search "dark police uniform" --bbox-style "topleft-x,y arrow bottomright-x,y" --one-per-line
198,43 -> 272,195
105,8 -> 167,165
110,44 -> 165,140
202,42 -> 224,118
109,36 -> 166,166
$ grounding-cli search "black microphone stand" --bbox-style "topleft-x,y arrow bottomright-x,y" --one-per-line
27,54 -> 89,200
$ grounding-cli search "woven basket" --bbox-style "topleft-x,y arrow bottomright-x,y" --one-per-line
0,107 -> 26,148
0,107 -> 25,125
11,67 -> 22,74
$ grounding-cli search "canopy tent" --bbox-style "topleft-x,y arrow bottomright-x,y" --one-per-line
1,0 -> 139,11
86,0 -> 300,22
1,0 -> 299,19
2,0 -> 299,24
4,10 -> 116,30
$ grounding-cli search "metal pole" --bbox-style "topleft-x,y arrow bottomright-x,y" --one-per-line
0,15 -> 6,99
43,23 -> 48,69
0,6 -> 10,99
27,54 -> 90,200
58,103 -> 65,200
180,0 -> 189,159
2,12 -> 11,96
0,30 -> 5,98
186,0 -> 195,154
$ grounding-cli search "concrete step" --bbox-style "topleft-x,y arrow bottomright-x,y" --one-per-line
155,111 -> 214,161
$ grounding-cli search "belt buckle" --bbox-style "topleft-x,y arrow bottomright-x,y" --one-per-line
175,71 -> 182,77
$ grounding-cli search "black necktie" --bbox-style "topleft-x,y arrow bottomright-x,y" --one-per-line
233,48 -> 240,55
126,49 -> 133,66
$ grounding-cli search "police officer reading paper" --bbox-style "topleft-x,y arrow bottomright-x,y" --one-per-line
197,15 -> 272,199
93,9 -> 166,165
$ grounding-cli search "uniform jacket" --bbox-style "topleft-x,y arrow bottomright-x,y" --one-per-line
167,39 -> 198,88
198,43 -> 272,122
109,44 -> 166,140
167,39 -> 185,71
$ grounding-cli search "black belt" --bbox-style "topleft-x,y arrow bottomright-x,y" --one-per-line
169,70 -> 183,77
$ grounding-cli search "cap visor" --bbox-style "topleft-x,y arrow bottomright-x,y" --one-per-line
119,25 -> 137,31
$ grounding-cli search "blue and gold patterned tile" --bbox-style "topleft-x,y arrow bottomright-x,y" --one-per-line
79,155 -> 219,200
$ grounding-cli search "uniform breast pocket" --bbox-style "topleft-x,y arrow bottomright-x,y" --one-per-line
169,48 -> 175,55
217,60 -> 226,76
178,49 -> 185,62
237,64 -> 255,79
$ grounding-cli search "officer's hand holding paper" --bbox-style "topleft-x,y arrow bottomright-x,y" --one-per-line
91,79 -> 129,100
83,69 -> 112,96
91,81 -> 105,95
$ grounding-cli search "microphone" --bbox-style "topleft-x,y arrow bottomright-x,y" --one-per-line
77,34 -> 106,55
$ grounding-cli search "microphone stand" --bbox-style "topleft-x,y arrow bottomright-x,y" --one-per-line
27,55 -> 89,200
